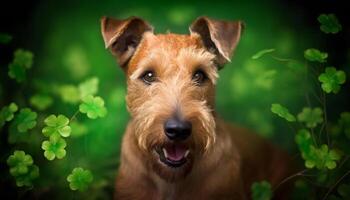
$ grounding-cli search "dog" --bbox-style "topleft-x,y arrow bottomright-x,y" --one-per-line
101,16 -> 292,200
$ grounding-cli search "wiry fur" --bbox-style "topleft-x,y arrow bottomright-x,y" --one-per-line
101,17 -> 293,200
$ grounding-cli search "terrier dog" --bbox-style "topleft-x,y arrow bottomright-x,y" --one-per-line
101,16 -> 292,200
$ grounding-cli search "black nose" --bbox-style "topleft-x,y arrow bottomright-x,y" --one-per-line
164,118 -> 192,140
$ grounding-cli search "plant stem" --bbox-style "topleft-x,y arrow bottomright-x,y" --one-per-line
70,109 -> 80,122
321,91 -> 330,146
273,169 -> 308,192
322,169 -> 350,200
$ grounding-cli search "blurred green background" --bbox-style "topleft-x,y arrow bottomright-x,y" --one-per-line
0,0 -> 349,199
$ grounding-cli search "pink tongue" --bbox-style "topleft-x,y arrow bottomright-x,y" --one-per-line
165,144 -> 187,161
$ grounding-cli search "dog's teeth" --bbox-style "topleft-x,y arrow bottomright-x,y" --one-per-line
184,150 -> 190,158
162,148 -> 168,158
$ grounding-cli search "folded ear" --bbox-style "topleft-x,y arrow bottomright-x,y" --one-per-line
101,16 -> 153,67
189,16 -> 244,68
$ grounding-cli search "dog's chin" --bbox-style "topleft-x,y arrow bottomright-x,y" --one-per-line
151,143 -> 194,182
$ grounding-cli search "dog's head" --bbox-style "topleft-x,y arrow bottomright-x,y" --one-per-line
101,16 -> 243,182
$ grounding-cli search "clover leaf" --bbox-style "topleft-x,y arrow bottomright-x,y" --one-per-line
58,85 -> 80,104
41,137 -> 67,160
79,95 -> 107,119
297,107 -> 323,128
0,32 -> 12,44
318,67 -> 346,94
79,77 -> 99,99
67,167 -> 93,191
318,14 -> 342,34
8,49 -> 34,82
7,150 -> 33,176
271,104 -> 296,122
316,145 -> 341,170
14,165 -> 39,187
304,48 -> 328,63
42,114 -> 71,138
295,129 -> 314,157
0,102 -> 18,127
30,94 -> 53,111
15,108 -> 37,132
251,181 -> 272,200
251,49 -> 275,60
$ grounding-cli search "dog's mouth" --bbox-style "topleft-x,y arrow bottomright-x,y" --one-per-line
155,143 -> 190,168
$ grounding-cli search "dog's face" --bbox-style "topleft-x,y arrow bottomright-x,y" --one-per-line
101,16 -> 242,182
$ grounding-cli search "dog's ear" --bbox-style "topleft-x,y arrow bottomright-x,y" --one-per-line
101,16 -> 153,68
189,16 -> 244,68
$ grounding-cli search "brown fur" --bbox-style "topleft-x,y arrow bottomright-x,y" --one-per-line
101,16 -> 293,200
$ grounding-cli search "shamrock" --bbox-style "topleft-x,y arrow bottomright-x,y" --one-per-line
304,48 -> 328,63
314,145 -> 341,170
251,181 -> 272,200
251,49 -> 275,60
79,77 -> 99,99
14,165 -> 39,187
41,137 -> 67,160
30,94 -> 53,111
7,150 -> 33,176
67,167 -> 93,191
271,104 -> 296,122
0,32 -> 12,44
295,129 -> 314,157
42,114 -> 71,138
318,67 -> 346,94
318,14 -> 342,34
8,49 -> 34,82
15,108 -> 37,132
297,107 -> 323,128
58,85 -> 80,104
0,102 -> 18,127
79,95 -> 107,119
8,62 -> 26,82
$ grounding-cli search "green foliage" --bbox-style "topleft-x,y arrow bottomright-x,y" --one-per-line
304,48 -> 328,63
7,151 -> 39,187
297,107 -> 323,128
42,114 -> 71,139
41,137 -> 67,160
318,67 -> 346,94
15,108 -> 37,132
30,94 -> 53,111
251,49 -> 275,59
58,85 -> 80,104
0,32 -> 12,44
318,14 -> 342,34
67,168 -> 93,191
79,77 -> 99,99
251,181 -> 272,200
295,130 -> 341,170
271,103 -> 296,122
79,95 -> 107,119
0,102 -> 18,127
8,49 -> 34,82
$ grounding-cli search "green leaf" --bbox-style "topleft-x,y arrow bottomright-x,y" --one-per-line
15,108 -> 37,132
79,95 -> 107,119
14,165 -> 39,187
297,107 -> 323,128
79,77 -> 99,99
251,181 -> 272,200
271,103 -> 296,122
41,137 -> 67,160
30,94 -> 53,111
13,49 -> 34,69
7,150 -> 33,177
42,114 -> 71,138
318,67 -> 346,94
0,103 -> 18,127
0,33 -> 12,44
58,85 -> 80,104
318,14 -> 342,34
295,129 -> 314,157
304,48 -> 328,63
251,49 -> 275,59
67,167 -> 93,191
8,62 -> 26,82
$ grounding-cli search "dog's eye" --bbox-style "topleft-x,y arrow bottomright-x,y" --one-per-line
140,70 -> 157,85
192,70 -> 207,85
